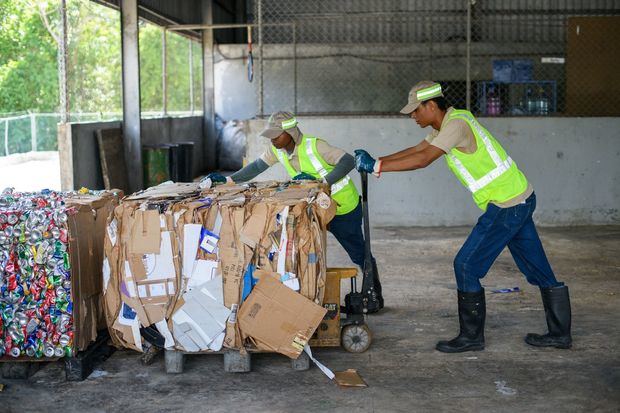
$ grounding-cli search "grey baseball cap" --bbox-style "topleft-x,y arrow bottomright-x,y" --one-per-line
400,81 -> 444,114
260,111 -> 299,139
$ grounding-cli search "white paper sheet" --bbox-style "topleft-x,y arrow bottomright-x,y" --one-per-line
189,260 -> 219,290
277,206 -> 289,275
208,332 -> 225,351
171,278 -> 230,352
155,320 -> 175,349
102,258 -> 110,292
143,231 -> 176,281
304,345 -> 335,380
182,224 -> 202,278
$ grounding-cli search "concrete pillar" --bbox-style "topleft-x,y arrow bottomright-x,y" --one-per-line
120,0 -> 143,192
165,350 -> 185,374
223,350 -> 251,373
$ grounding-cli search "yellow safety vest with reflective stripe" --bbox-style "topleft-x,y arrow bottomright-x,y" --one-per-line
444,110 -> 528,211
271,135 -> 359,215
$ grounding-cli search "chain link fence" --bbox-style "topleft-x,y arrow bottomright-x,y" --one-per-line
249,0 -> 619,117
0,111 -> 199,157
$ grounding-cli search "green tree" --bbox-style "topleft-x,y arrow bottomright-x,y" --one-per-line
0,1 -> 58,112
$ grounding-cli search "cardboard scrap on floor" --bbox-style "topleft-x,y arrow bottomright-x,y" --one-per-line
334,369 -> 368,388
103,181 -> 337,357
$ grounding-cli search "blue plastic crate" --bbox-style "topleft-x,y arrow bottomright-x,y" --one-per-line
493,60 -> 513,83
512,59 -> 533,82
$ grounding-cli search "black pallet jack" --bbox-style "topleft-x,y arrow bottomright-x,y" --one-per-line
338,171 -> 384,351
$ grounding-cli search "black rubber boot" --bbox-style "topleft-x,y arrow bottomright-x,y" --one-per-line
525,285 -> 572,349
436,289 -> 486,353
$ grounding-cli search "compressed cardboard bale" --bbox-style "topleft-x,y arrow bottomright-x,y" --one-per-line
103,181 -> 336,355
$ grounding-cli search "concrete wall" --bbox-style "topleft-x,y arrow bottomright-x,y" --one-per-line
244,116 -> 620,226
59,116 -> 204,191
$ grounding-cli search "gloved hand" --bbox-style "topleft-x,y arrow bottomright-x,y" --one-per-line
354,149 -> 376,173
199,172 -> 227,189
292,172 -> 316,181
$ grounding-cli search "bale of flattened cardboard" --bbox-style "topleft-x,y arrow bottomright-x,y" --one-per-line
65,190 -> 123,351
103,181 -> 335,358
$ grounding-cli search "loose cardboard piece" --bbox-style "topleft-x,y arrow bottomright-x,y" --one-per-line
334,369 -> 368,388
238,276 -> 327,359
130,210 -> 161,254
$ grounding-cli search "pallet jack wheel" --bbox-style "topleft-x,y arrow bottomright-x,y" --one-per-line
341,324 -> 372,353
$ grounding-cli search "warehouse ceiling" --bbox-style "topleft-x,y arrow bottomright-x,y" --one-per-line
91,0 -> 245,42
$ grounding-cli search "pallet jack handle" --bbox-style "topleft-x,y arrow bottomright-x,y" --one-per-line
360,171 -> 376,304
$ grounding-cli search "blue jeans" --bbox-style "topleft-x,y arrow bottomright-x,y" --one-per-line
328,201 -> 366,268
455,193 -> 561,292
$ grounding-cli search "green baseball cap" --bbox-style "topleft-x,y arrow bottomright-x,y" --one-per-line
400,81 -> 444,114
260,111 -> 299,139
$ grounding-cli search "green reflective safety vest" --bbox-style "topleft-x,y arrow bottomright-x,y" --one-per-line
444,109 -> 529,211
271,135 -> 359,215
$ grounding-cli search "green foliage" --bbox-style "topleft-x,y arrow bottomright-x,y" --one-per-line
0,0 -> 201,117
0,1 -> 58,112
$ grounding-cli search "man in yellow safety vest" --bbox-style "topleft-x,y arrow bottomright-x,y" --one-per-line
205,111 -> 384,312
354,81 -> 572,352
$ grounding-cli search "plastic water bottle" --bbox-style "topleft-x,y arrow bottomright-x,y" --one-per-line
526,87 -> 536,115
537,87 -> 549,116
487,85 -> 501,116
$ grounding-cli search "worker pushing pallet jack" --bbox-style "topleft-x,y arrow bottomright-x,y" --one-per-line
205,111 -> 384,315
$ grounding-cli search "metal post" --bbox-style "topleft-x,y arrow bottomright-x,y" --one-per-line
4,120 -> 8,156
121,0 -> 143,192
202,0 -> 216,170
58,0 -> 69,123
30,112 -> 37,152
466,0 -> 472,111
293,22 -> 297,114
257,0 -> 264,117
189,40 -> 194,113
162,28 -> 168,116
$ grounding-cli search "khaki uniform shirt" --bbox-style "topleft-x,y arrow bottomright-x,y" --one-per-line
426,107 -> 533,207
260,138 -> 346,170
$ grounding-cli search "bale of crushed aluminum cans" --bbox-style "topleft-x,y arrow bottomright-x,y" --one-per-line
0,187 -> 121,359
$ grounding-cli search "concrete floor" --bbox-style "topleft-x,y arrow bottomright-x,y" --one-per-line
2,226 -> 619,412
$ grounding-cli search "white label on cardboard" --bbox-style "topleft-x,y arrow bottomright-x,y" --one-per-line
102,258 -> 110,292
199,229 -> 219,254
228,303 -> 238,324
107,219 -> 117,246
